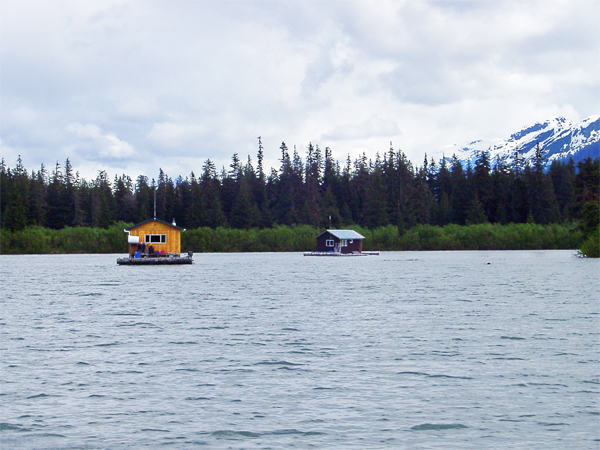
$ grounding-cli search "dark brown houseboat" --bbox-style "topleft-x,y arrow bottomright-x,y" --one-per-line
304,229 -> 378,256
316,229 -> 364,253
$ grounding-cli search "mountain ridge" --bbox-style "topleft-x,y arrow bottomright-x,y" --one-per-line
433,115 -> 599,167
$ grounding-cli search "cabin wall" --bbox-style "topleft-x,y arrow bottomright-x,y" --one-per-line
343,240 -> 362,254
316,232 -> 362,253
129,221 -> 181,254
316,232 -> 337,252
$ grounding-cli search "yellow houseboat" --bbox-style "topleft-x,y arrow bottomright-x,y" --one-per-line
117,218 -> 193,265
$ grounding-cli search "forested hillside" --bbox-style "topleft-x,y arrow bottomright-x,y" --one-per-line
2,142 -> 598,235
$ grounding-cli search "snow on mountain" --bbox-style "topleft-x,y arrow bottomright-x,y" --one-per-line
434,115 -> 600,168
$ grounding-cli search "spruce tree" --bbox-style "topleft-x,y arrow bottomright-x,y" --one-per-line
449,155 -> 468,225
527,143 -> 560,223
473,151 -> 493,221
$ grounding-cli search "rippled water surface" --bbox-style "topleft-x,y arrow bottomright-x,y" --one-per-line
1,251 -> 599,449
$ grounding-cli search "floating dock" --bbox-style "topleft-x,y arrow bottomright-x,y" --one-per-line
303,251 -> 379,257
117,253 -> 193,265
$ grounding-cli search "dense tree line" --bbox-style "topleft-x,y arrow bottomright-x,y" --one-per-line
1,142 -> 598,238
0,223 -> 582,255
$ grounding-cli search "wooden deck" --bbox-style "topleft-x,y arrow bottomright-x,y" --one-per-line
117,254 -> 193,265
303,251 -> 379,257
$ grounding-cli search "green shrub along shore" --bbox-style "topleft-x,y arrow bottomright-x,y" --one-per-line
0,222 -> 583,255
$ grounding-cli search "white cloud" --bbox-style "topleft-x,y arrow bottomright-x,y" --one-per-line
65,122 -> 135,159
147,122 -> 208,149
65,122 -> 103,139
323,115 -> 400,141
115,98 -> 159,120
100,133 -> 135,159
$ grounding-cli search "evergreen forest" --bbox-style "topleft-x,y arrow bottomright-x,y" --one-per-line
1,142 -> 599,255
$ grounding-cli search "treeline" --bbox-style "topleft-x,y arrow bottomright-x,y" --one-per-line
1,143 -> 598,254
183,222 -> 583,252
0,222 -> 130,254
2,143 -> 598,229
0,223 -> 582,254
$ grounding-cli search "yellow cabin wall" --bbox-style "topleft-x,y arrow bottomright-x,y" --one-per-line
128,220 -> 181,254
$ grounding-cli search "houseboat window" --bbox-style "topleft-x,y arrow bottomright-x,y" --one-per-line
340,239 -> 348,247
145,234 -> 166,243
326,239 -> 334,247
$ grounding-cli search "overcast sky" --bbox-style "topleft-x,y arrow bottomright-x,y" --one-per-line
1,0 -> 598,180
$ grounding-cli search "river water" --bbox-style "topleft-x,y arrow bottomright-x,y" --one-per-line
1,251 -> 598,449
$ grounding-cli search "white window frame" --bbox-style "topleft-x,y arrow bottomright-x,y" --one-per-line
326,239 -> 335,247
145,234 -> 167,244
340,239 -> 348,247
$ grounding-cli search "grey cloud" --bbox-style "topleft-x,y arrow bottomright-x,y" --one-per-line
1,0 -> 597,179
323,116 -> 400,140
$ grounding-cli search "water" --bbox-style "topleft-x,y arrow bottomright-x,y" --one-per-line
1,251 -> 598,449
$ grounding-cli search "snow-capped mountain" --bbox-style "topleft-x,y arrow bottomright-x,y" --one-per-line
435,115 -> 599,168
